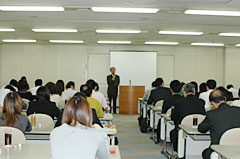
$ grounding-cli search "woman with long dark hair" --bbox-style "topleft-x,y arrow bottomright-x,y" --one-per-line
0,92 -> 32,133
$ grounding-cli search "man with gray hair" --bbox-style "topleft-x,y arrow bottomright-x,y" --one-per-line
170,83 -> 206,151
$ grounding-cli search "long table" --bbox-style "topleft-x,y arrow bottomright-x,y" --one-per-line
99,113 -> 113,121
211,145 -> 240,159
0,144 -> 121,159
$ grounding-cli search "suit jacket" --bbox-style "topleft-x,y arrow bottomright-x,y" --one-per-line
147,86 -> 171,105
162,94 -> 183,114
27,100 -> 60,119
171,94 -> 206,127
107,74 -> 120,94
55,108 -> 103,128
18,91 -> 35,101
198,103 -> 240,145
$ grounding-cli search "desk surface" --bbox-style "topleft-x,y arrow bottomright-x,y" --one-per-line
179,124 -> 210,135
0,144 -> 121,159
211,145 -> 240,159
100,113 -> 113,121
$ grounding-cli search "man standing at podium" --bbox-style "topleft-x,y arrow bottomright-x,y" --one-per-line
107,67 -> 120,114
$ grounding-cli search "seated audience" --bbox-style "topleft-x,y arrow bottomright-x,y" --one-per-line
56,80 -> 65,96
27,86 -> 60,119
199,79 -> 217,110
17,79 -> 35,101
231,89 -> 240,107
227,84 -> 239,99
80,84 -> 104,118
199,82 -> 207,94
147,78 -> 171,105
9,79 -> 18,91
61,81 -> 77,101
50,96 -> 109,159
0,92 -> 32,133
55,92 -> 103,128
143,81 -> 157,101
217,86 -> 233,101
30,79 -> 43,96
190,81 -> 199,96
198,90 -> 240,159
45,82 -> 65,110
86,79 -> 108,110
170,83 -> 205,151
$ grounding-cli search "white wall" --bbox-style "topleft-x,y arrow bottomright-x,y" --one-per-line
0,43 -> 225,95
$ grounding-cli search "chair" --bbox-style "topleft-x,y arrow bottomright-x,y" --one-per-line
155,100 -> 164,109
22,98 -> 30,108
0,126 -> 26,145
166,108 -> 172,115
28,114 -> 54,131
181,114 -> 205,125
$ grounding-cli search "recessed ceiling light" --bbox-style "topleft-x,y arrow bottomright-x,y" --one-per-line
145,41 -> 179,45
185,10 -> 240,16
32,29 -> 77,32
91,7 -> 159,13
2,39 -> 36,43
159,31 -> 203,35
191,43 -> 224,47
96,30 -> 141,34
219,33 -> 240,37
49,40 -> 84,43
97,41 -> 132,44
0,6 -> 64,11
235,44 -> 240,47
0,28 -> 15,32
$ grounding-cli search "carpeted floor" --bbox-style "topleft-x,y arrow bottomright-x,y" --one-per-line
112,114 -> 168,159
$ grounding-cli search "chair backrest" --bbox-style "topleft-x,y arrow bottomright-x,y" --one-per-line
0,126 -> 26,145
166,108 -> 172,115
220,128 -> 240,145
155,100 -> 164,108
22,98 -> 30,108
181,114 -> 205,125
28,114 -> 54,131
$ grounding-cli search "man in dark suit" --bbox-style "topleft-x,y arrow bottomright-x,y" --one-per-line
107,67 -> 120,114
147,78 -> 171,105
198,90 -> 240,159
170,83 -> 205,151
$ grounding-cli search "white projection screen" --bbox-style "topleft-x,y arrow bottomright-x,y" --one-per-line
110,51 -> 157,90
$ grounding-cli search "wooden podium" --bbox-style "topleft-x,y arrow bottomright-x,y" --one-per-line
119,86 -> 145,114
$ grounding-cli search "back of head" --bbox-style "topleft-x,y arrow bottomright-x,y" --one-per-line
206,79 -> 217,90
66,81 -> 75,89
209,90 -> 225,104
74,92 -> 87,99
190,81 -> 198,93
86,79 -> 96,90
9,79 -> 18,87
80,84 -> 92,97
45,82 -> 57,95
62,96 -> 92,127
56,80 -> 64,95
155,78 -> 164,87
95,82 -> 99,91
227,84 -> 234,90
182,83 -> 195,94
35,79 -> 43,87
2,92 -> 22,126
151,81 -> 158,88
18,79 -> 29,91
170,80 -> 181,93
217,86 -> 232,101
4,85 -> 16,92
199,82 -> 207,93
36,86 -> 50,102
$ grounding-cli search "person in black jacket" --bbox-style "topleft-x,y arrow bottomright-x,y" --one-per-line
147,78 -> 171,105
198,90 -> 240,159
17,79 -> 35,101
107,67 -> 120,114
170,83 -> 205,151
55,92 -> 103,128
27,86 -> 60,119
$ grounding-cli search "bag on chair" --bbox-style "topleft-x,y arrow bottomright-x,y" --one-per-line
138,115 -> 143,127
140,118 -> 148,133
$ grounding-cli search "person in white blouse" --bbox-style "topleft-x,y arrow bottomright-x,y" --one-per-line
61,81 -> 77,101
227,84 -> 239,99
86,80 -> 108,110
50,96 -> 110,159
30,79 -> 43,96
199,79 -> 217,110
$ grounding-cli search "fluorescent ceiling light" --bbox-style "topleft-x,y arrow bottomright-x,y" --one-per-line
0,6 -> 64,12
191,43 -> 224,47
49,40 -> 84,44
145,41 -> 179,45
96,30 -> 141,34
185,10 -> 240,17
97,41 -> 132,44
159,31 -> 203,35
235,44 -> 240,47
219,33 -> 240,37
0,28 -> 15,32
92,7 -> 159,13
2,39 -> 36,43
32,29 -> 77,32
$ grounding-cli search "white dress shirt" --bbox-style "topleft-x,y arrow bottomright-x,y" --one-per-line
199,89 -> 214,110
50,94 -> 65,110
228,87 -> 239,99
30,86 -> 40,96
50,123 -> 110,159
61,88 -> 77,101
92,90 -> 108,109
0,88 -> 11,107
